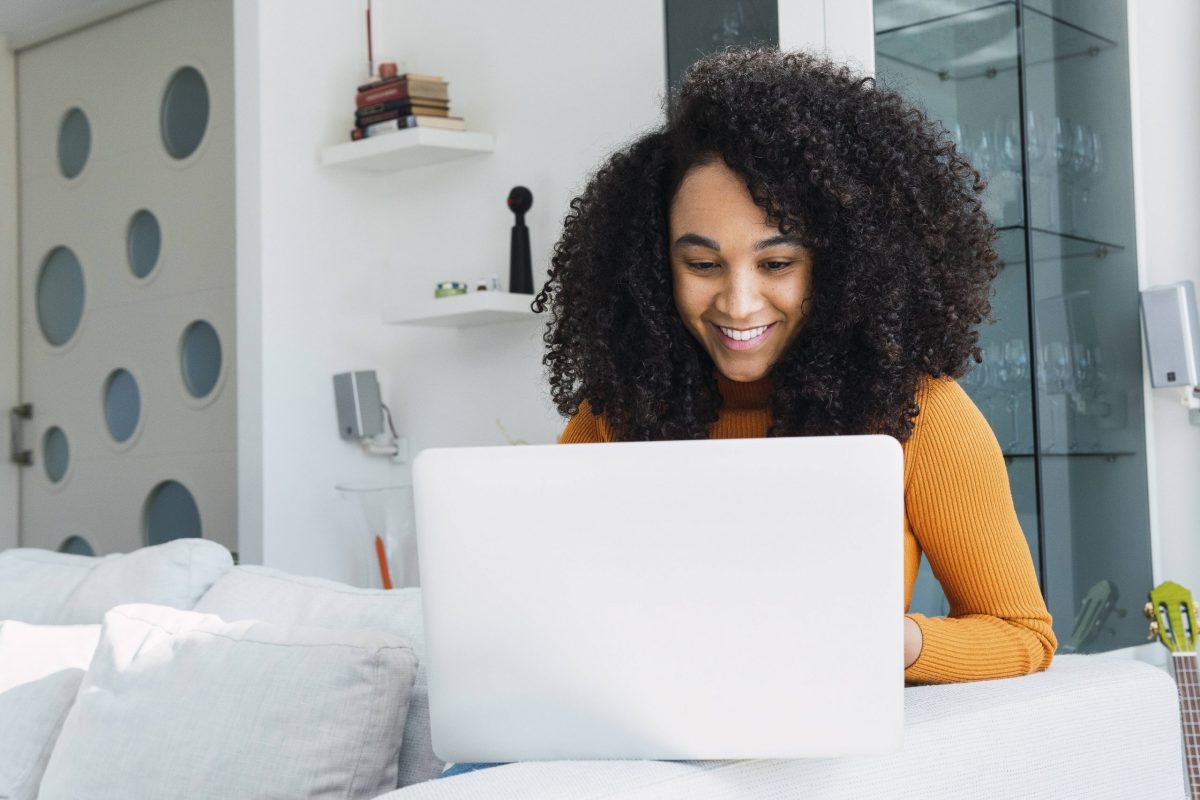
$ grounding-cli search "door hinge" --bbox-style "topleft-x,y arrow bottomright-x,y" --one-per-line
10,403 -> 33,466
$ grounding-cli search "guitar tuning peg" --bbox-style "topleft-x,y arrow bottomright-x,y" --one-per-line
1144,601 -> 1155,620
1148,620 -> 1160,640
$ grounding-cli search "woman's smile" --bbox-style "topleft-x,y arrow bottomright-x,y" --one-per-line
713,322 -> 777,351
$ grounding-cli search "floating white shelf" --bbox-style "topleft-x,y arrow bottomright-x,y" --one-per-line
384,291 -> 539,328
320,128 -> 495,172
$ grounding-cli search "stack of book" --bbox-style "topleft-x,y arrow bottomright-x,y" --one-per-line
350,73 -> 466,140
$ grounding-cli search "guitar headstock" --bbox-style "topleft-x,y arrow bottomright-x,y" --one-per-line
1146,581 -> 1199,654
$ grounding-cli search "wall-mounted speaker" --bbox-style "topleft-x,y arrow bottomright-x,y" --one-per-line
1140,281 -> 1200,388
333,370 -> 383,439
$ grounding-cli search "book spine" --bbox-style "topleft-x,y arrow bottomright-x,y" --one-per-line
356,84 -> 410,106
357,74 -> 445,92
355,82 -> 449,107
355,99 -> 450,118
363,117 -> 419,136
362,116 -> 465,136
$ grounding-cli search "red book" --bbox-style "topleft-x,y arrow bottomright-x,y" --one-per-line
357,84 -> 410,106
356,80 -> 449,107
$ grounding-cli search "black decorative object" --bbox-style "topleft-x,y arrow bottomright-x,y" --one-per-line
507,186 -> 533,294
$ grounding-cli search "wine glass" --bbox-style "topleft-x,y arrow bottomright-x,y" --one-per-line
1002,338 -> 1030,452
1040,341 -> 1072,453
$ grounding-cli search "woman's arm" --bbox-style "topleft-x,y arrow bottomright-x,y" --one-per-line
903,378 -> 1056,684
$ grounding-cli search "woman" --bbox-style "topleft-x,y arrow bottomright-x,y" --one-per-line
441,47 -> 1054,779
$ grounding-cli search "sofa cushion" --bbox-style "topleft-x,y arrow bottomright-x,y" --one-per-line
38,603 -> 418,800
375,656 -> 1187,800
194,565 -> 442,787
0,539 -> 234,625
0,549 -> 98,623
57,539 -> 234,623
0,621 -> 101,800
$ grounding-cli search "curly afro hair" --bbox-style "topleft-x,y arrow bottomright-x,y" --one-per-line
533,48 -> 998,442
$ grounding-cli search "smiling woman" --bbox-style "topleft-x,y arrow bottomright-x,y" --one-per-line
530,47 -> 1055,690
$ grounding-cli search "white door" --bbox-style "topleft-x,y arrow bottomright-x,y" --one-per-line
16,0 -> 237,557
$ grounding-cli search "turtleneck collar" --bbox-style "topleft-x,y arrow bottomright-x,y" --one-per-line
715,371 -> 773,410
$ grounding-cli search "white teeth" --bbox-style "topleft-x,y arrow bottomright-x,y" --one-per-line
718,325 -> 769,341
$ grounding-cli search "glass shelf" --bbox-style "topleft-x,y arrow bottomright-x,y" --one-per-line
997,225 -> 1124,266
1003,451 -> 1136,459
875,1 -> 1118,81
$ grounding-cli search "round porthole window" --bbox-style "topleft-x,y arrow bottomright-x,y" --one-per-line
43,426 -> 70,483
161,66 -> 209,160
127,209 -> 162,279
144,480 -> 202,545
36,246 -> 85,347
103,368 -> 141,443
58,535 -> 95,556
180,320 -> 222,399
57,107 -> 91,179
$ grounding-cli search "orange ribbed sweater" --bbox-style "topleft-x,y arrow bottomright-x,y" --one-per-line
559,373 -> 1056,684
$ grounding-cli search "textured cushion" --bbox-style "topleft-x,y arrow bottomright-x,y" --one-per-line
56,539 -> 234,623
0,549 -> 99,623
0,540 -> 234,625
38,603 -> 418,800
0,621 -> 101,800
375,656 -> 1187,800
194,565 -> 441,787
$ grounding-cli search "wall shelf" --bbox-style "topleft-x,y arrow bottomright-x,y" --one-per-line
320,128 -> 495,172
384,291 -> 539,328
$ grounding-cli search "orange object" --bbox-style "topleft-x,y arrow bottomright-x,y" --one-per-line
558,372 -> 1057,685
374,535 -> 393,590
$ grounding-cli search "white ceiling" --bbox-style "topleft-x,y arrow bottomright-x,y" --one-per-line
0,0 -> 155,51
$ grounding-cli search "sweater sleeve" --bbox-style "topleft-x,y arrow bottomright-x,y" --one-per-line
903,377 -> 1057,684
558,401 -> 609,444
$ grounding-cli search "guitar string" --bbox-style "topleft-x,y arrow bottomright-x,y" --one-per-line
1175,654 -> 1200,797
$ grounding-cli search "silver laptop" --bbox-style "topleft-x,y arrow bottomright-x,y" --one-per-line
413,435 -> 904,762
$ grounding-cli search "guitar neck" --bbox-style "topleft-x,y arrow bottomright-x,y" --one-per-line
1174,653 -> 1200,798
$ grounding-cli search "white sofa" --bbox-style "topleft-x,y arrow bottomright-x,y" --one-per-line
0,539 -> 1188,799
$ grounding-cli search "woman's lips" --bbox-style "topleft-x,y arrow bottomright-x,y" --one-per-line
713,322 -> 776,351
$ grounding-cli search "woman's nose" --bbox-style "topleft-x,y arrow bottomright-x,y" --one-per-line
716,266 -> 766,321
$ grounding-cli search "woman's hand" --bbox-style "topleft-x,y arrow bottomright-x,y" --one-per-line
904,616 -> 923,669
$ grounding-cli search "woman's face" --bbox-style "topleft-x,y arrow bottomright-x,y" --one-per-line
669,161 -> 814,383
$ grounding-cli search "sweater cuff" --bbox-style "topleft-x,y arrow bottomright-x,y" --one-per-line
904,613 -> 949,684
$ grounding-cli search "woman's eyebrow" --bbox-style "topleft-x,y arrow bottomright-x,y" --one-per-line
753,234 -> 805,251
673,233 -> 720,251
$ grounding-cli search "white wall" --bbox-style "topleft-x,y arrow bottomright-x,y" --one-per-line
1129,0 -> 1200,596
240,0 -> 666,580
0,36 -> 18,551
779,0 -> 874,74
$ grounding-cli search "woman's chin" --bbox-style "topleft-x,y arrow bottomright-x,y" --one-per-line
713,358 -> 770,383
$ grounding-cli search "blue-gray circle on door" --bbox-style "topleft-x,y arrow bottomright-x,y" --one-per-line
58,535 -> 95,556
181,320 -> 222,398
161,66 -> 209,160
144,480 -> 202,544
43,426 -> 70,483
103,369 -> 141,443
58,107 -> 91,179
36,246 -> 86,347
127,210 -> 162,279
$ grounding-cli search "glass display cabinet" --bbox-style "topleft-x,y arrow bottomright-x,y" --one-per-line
874,0 -> 1152,653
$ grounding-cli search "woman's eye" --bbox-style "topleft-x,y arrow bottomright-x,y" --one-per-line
688,261 -> 719,272
763,261 -> 793,271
